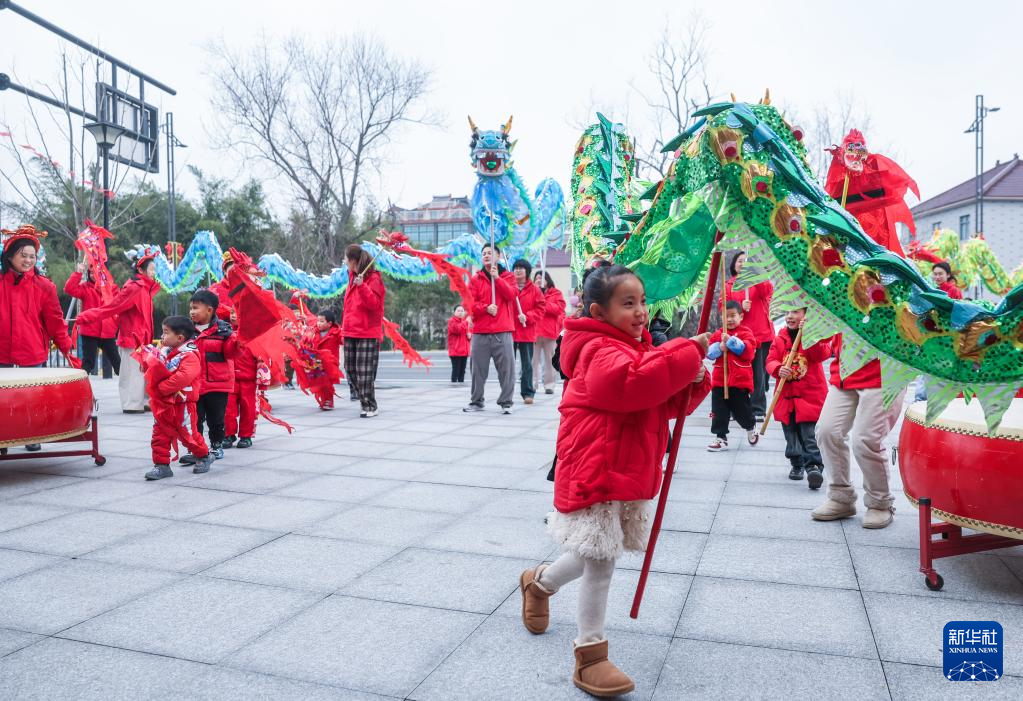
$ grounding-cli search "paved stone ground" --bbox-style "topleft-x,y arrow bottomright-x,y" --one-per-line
1,356 -> 1021,699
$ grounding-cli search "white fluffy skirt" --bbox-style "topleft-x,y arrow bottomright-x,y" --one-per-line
547,500 -> 653,561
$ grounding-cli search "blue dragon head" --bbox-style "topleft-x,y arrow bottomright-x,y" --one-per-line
468,115 -> 512,177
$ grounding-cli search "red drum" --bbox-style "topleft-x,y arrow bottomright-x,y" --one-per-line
0,368 -> 94,448
899,399 -> 1023,539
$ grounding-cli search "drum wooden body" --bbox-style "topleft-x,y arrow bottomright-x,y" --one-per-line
0,368 -> 94,448
898,399 -> 1023,538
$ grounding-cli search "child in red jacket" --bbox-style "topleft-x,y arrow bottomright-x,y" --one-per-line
313,310 -> 344,409
223,308 -> 258,449
143,316 -> 213,480
765,309 -> 832,488
518,262 -> 710,698
706,300 -> 758,451
447,304 -> 471,384
182,289 -> 237,464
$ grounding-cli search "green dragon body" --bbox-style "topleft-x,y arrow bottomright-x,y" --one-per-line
571,102 -> 1023,432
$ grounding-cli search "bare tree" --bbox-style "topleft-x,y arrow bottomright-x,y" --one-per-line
205,33 -> 436,267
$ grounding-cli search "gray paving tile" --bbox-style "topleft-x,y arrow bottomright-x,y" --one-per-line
883,661 -> 1023,699
711,503 -> 845,542
0,473 -> 82,501
249,436 -> 334,453
617,531 -> 708,575
677,577 -> 877,659
4,456 -> 137,481
334,458 -> 441,481
721,480 -> 824,509
411,615 -> 667,701
99,483 -> 251,520
227,595 -> 484,697
369,482 -> 505,514
0,559 -> 180,634
0,502 -> 70,533
0,510 -> 168,556
665,478 -> 726,504
456,451 -> 552,470
423,512 -> 554,559
178,465 -> 314,494
841,509 -> 925,550
246,449 -> 363,473
61,576 -> 322,664
306,441 -> 405,459
0,548 -> 63,583
196,494 -> 347,531
659,500 -> 717,534
418,464 -> 534,488
9,478 -> 154,509
420,433 -> 500,449
206,535 -> 398,592
299,505 -> 458,547
697,534 -> 858,589
0,628 -> 41,658
653,638 -> 889,700
274,473 -> 399,503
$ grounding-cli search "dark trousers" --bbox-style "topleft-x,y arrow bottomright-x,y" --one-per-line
751,341 -> 771,417
450,355 -> 468,383
710,386 -> 755,438
81,335 -> 121,376
781,417 -> 823,469
514,341 -> 535,398
344,337 -> 380,412
196,391 -> 229,447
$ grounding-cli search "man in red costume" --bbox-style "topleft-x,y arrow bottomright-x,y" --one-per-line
824,129 -> 919,257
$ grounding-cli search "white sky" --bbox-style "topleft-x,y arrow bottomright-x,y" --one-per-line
2,0 -> 1020,226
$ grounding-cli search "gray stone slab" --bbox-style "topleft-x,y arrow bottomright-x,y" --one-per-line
617,531 -> 708,575
721,479 -> 824,509
306,441 -> 405,459
419,433 -> 500,450
61,575 -> 322,664
422,512 -> 554,560
369,482 -> 504,514
0,628 -> 41,658
474,489 -> 555,520
299,505 -> 457,547
712,503 -> 845,542
697,534 -> 858,589
883,661 -> 1023,699
841,508 -> 924,549
456,452 -> 552,470
0,559 -> 179,634
245,449 -> 363,474
411,615 -> 668,701
343,548 -> 532,614
205,534 -> 398,592
677,577 -> 878,659
0,473 -> 81,501
0,548 -> 63,583
227,595 -> 484,697
4,456 -> 138,481
659,501 -> 717,534
249,436 -> 334,453
178,465 -> 314,494
84,521 -> 280,574
418,464 -> 533,488
653,638 -> 890,701
196,494 -> 347,531
100,484 -> 250,519
863,591 -> 1023,675
665,478 -> 726,504
0,509 -> 168,556
274,474 -> 399,503
334,458 -> 441,481
10,478 -> 153,509
0,502 -> 69,533
515,466 -> 560,492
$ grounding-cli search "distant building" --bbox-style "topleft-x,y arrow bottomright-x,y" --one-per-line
390,195 -> 473,248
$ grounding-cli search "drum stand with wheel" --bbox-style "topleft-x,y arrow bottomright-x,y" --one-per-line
0,415 -> 105,466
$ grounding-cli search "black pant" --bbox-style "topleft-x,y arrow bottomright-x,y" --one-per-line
514,341 -> 534,398
196,391 -> 229,447
450,355 -> 468,383
781,417 -> 823,469
710,386 -> 755,438
751,341 -> 771,417
80,335 -> 121,376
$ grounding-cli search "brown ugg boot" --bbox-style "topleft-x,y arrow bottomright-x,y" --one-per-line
573,640 -> 635,697
519,565 -> 553,634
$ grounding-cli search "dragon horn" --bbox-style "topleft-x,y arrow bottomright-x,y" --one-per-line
729,92 -> 737,103
467,116 -> 479,134
761,88 -> 771,105
502,115 -> 513,136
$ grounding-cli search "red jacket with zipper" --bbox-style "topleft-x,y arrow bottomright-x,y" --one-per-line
554,317 -> 711,513
512,280 -> 546,343
144,343 -> 202,404
827,334 -> 881,390
447,316 -> 470,356
64,272 -> 119,338
469,268 -> 517,334
0,268 -> 73,366
724,278 -> 775,344
77,274 -> 160,349
766,327 -> 832,424
193,319 -> 237,394
537,287 -> 566,339
707,324 -> 757,391
341,270 -> 385,340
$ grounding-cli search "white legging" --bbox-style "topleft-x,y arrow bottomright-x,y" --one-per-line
539,551 -> 615,645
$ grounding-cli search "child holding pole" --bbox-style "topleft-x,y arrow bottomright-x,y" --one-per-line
706,300 -> 758,451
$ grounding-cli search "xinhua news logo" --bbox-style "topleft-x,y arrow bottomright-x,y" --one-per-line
944,621 -> 1002,682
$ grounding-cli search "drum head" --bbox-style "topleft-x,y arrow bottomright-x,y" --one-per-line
0,367 -> 87,388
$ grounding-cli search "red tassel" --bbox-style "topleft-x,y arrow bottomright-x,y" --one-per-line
381,318 -> 431,369
257,391 -> 294,433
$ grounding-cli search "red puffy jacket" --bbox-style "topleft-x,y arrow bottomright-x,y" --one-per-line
64,272 -> 119,338
0,268 -> 73,366
765,328 -> 832,424
144,342 -> 202,404
828,334 -> 881,389
512,280 -> 546,343
708,324 -> 757,391
194,319 -> 237,393
447,316 -> 470,356
724,278 -> 775,344
342,271 -> 385,340
939,280 -> 963,300
470,268 -> 517,334
537,287 -> 566,339
209,279 -> 235,321
233,341 -> 258,381
315,325 -> 344,366
77,274 -> 160,349
554,317 -> 711,513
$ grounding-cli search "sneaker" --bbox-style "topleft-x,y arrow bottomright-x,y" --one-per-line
236,437 -> 252,449
811,499 -> 856,521
502,405 -> 514,415
192,454 -> 214,474
707,438 -> 728,452
462,404 -> 485,413
145,464 -> 173,480
523,397 -> 534,405
747,430 -> 759,446
212,445 -> 225,460
363,409 -> 378,418
283,381 -> 295,390
545,388 -> 554,395
179,453 -> 197,466
862,506 -> 895,529
25,443 -> 41,452
754,414 -> 765,423
222,436 -> 237,449
788,465 -> 805,480
805,466 -> 824,490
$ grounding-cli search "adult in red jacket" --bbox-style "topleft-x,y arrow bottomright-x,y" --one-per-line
510,259 -> 546,404
705,301 -> 758,450
78,252 -> 160,412
931,262 -> 963,300
341,244 -> 386,417
532,271 -> 565,394
65,261 -> 121,376
723,251 -> 774,419
464,244 -> 517,413
447,304 -> 471,384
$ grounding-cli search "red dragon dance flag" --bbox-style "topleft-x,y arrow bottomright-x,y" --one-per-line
381,317 -> 432,369
375,230 -> 475,310
75,220 -> 117,303
224,248 -> 299,370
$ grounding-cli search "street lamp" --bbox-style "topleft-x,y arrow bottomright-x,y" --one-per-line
963,96 -> 1000,237
162,112 -> 187,313
83,120 -> 126,230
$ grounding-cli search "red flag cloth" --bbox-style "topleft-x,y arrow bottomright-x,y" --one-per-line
75,220 -> 117,304
256,390 -> 294,433
381,317 -> 432,369
224,249 -> 299,370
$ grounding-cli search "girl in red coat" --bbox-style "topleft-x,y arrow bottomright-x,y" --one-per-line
511,259 -> 546,404
142,316 -> 213,480
518,262 -> 710,697
706,300 -> 759,451
312,309 -> 344,409
724,251 -> 774,419
446,304 -> 471,384
931,261 -> 963,300
342,244 -> 386,418
765,308 -> 832,488
65,261 -> 121,376
532,271 -> 565,394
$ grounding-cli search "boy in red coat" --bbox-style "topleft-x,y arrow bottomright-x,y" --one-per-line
313,310 -> 344,409
706,300 -> 758,451
447,304 -> 471,384
182,289 -> 237,463
222,308 -> 258,449
143,316 -> 213,480
65,261 -> 121,376
511,259 -> 546,404
765,308 -> 832,488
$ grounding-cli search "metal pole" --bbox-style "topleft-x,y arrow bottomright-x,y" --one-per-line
975,95 -> 983,236
166,112 -> 178,314
101,145 -> 110,230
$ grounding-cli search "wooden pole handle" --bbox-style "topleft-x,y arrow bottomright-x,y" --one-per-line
759,326 -> 803,435
719,254 -> 729,399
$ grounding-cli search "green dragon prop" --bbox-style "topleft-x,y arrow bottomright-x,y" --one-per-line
571,102 -> 1023,432
909,228 -> 1023,296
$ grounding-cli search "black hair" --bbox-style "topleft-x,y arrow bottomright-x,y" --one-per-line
162,315 -> 196,339
725,299 -> 744,313
534,270 -> 556,289
453,303 -> 465,311
1,239 -> 37,273
728,251 -> 746,278
932,261 -> 956,283
581,261 -> 641,317
319,309 -> 338,325
190,289 -> 219,310
512,258 -> 532,277
482,243 -> 501,254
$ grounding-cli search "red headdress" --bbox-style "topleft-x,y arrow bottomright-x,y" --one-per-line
1,224 -> 46,255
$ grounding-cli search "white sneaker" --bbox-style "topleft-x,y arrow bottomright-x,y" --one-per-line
747,430 -> 759,446
364,409 -> 378,418
707,438 -> 728,452
502,405 -> 514,415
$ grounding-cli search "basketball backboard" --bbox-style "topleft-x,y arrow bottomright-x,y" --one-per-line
96,82 -> 159,173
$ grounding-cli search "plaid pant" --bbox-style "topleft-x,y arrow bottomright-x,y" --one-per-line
343,337 -> 380,412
